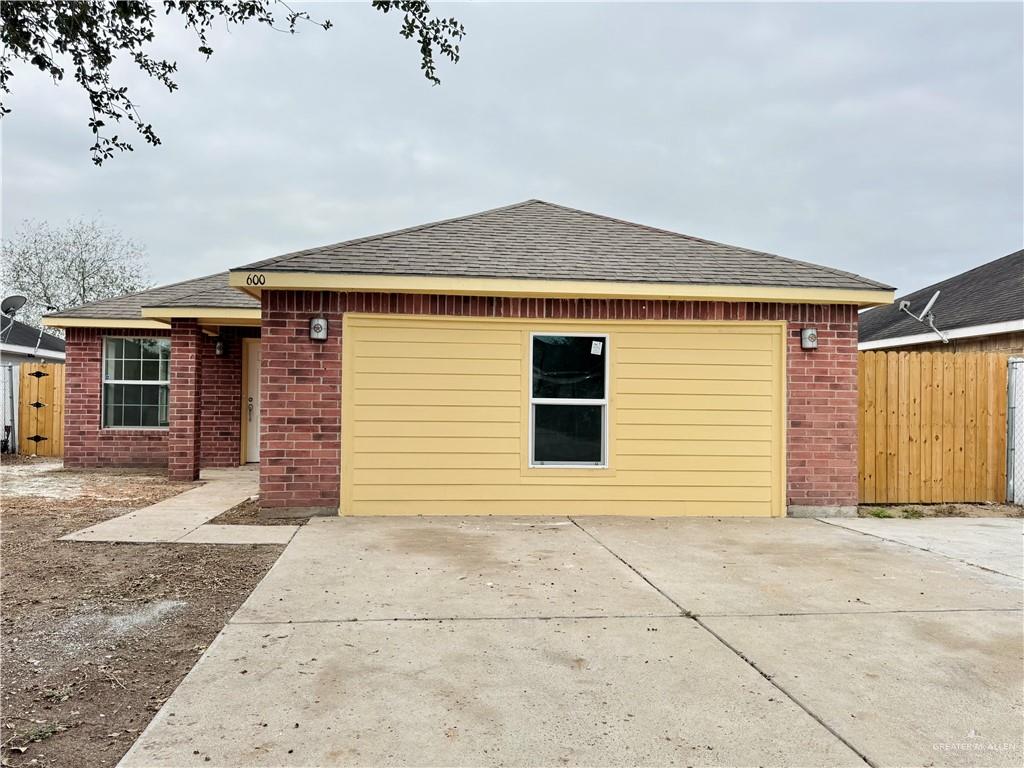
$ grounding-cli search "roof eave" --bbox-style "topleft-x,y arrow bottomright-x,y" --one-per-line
227,270 -> 894,307
42,316 -> 171,330
0,341 -> 66,360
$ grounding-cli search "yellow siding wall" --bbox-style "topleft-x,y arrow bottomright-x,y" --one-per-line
342,315 -> 785,517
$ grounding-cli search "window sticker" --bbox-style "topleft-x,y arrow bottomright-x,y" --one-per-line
591,340 -> 603,355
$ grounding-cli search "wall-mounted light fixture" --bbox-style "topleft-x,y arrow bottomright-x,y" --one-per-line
800,328 -> 818,350
214,337 -> 226,356
310,315 -> 328,342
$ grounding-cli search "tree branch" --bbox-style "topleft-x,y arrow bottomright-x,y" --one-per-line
0,1 -> 463,164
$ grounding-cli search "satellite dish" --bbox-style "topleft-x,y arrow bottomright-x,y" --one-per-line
898,289 -> 949,344
920,290 -> 940,318
1,295 -> 27,316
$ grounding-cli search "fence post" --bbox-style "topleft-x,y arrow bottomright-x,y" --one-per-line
1008,358 -> 1023,504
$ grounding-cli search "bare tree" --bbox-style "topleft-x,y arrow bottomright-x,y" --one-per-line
1,219 -> 152,331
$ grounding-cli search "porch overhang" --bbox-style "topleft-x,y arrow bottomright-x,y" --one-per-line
140,307 -> 262,327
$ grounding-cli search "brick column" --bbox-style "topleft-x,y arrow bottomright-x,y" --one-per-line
168,319 -> 202,481
785,304 -> 860,516
259,291 -> 343,512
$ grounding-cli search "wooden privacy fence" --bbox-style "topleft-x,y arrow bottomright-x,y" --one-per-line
18,362 -> 65,457
859,351 -> 1008,504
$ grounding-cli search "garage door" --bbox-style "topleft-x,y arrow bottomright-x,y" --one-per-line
341,314 -> 785,516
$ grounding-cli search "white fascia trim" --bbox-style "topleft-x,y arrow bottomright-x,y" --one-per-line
858,319 -> 1024,350
0,342 -> 66,361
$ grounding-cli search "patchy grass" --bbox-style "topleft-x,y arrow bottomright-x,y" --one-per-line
41,684 -> 75,704
859,502 -> 1021,518
24,723 -> 61,743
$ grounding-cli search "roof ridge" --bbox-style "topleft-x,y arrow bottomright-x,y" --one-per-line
238,200 -> 542,271
533,200 -> 893,290
46,272 -> 229,317
240,198 -> 891,291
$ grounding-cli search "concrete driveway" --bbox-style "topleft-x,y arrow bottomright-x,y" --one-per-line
120,516 -> 1023,767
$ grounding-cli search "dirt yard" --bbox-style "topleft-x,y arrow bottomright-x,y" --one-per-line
208,497 -> 302,526
0,458 -> 283,768
859,501 -> 1023,518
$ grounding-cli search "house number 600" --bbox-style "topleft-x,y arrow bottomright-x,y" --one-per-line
245,273 -> 266,286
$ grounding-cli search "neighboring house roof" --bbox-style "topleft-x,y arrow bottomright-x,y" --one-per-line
46,272 -> 259,320
0,316 -> 66,354
236,200 -> 892,292
859,250 -> 1024,347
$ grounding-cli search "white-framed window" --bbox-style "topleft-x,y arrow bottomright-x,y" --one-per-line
529,332 -> 608,467
102,337 -> 171,429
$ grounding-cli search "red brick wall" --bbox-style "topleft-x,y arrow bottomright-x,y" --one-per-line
63,327 -> 170,468
63,326 -> 253,471
260,292 -> 345,510
261,291 -> 859,512
783,305 -> 859,510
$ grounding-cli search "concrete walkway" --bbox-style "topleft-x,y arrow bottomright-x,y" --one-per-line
61,466 -> 298,545
119,516 -> 1023,767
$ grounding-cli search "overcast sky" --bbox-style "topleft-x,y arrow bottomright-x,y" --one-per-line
2,1 -> 1021,295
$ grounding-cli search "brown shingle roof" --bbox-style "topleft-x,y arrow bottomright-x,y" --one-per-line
47,272 -> 259,320
235,200 -> 892,291
48,201 -> 892,322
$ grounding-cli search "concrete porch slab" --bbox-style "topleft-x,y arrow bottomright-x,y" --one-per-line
574,517 -> 1023,615
703,610 -> 1024,767
230,517 -> 680,623
61,466 -> 259,544
199,465 -> 260,481
118,617 -> 864,768
177,524 -> 299,545
820,517 -> 1024,579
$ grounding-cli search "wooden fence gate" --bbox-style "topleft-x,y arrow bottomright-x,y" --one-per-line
859,351 -> 1008,504
18,363 -> 65,457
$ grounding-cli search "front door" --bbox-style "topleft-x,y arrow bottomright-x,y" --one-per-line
244,340 -> 261,462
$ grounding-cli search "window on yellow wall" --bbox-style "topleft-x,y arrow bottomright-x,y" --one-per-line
102,337 -> 171,428
529,333 -> 608,466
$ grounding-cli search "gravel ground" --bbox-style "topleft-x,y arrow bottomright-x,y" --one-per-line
1,458 -> 283,767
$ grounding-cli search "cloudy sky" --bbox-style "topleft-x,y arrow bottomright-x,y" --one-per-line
3,1 -> 1021,295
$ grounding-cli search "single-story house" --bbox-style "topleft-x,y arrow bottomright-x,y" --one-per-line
44,200 -> 893,517
859,249 -> 1023,353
